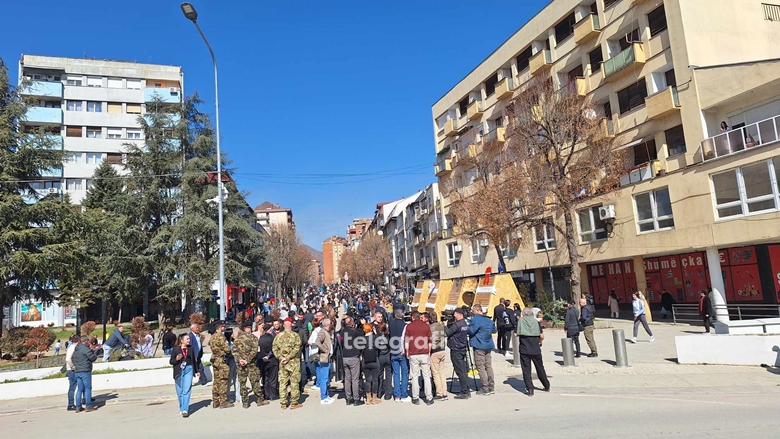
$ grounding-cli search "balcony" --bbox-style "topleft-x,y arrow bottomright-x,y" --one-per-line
467,143 -> 479,158
600,117 -> 617,138
467,100 -> 484,120
39,166 -> 63,178
25,107 -> 62,125
24,134 -> 63,150
529,50 -> 552,76
698,113 -> 780,163
574,77 -> 589,96
574,14 -> 600,45
645,86 -> 680,120
483,126 -> 506,145
443,119 -> 458,137
619,160 -> 660,187
144,87 -> 182,103
495,77 -> 515,100
602,43 -> 645,82
441,229 -> 454,239
22,80 -> 63,98
434,158 -> 452,176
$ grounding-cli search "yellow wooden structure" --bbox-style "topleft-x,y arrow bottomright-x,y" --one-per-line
470,273 -> 525,318
429,279 -> 453,314
410,281 -> 425,309
445,277 -> 478,311
416,280 -> 440,313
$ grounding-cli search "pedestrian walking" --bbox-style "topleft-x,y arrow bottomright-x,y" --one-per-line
170,333 -> 200,417
314,318 -> 335,405
424,311 -> 448,400
661,290 -> 675,320
579,297 -> 598,358
234,322 -> 269,408
468,305 -> 496,395
444,308 -> 471,399
517,308 -> 550,396
564,301 -> 581,357
273,318 -> 303,410
607,290 -> 620,318
72,336 -> 97,412
54,339 -> 61,355
493,299 -> 508,355
631,292 -> 655,343
699,290 -> 713,334
209,320 -> 233,409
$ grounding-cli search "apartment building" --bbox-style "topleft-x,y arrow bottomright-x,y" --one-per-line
254,201 -> 295,231
346,218 -> 372,250
19,54 -> 183,205
432,0 -> 780,308
322,236 -> 348,284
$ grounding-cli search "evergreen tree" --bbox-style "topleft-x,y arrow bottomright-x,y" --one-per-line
82,159 -> 123,210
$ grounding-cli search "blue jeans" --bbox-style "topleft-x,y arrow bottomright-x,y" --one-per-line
174,365 -> 194,413
164,348 -> 172,356
391,354 -> 408,399
75,372 -> 93,408
66,370 -> 77,407
316,362 -> 330,400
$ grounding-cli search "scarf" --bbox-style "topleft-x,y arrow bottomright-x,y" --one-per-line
517,316 -> 541,337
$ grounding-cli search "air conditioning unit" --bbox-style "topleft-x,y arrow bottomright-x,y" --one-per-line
479,239 -> 489,247
169,87 -> 178,93
453,244 -> 462,252
599,205 -> 616,221
48,188 -> 59,194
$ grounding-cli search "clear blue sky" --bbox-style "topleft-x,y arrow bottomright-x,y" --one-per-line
2,0 -> 549,249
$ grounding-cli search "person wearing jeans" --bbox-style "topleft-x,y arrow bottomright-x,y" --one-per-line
314,318 -> 335,404
65,335 -> 79,410
467,305 -> 496,395
388,309 -> 410,402
170,333 -> 199,417
631,292 -> 655,343
72,336 -> 97,412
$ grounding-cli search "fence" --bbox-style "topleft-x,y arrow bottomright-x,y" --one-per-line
672,303 -> 780,325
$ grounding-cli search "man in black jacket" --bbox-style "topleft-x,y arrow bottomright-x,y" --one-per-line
339,316 -> 364,406
580,297 -> 598,357
73,336 -> 98,412
444,308 -> 471,399
699,290 -> 713,334
162,325 -> 177,356
258,323 -> 279,400
564,301 -> 581,358
493,300 -> 507,355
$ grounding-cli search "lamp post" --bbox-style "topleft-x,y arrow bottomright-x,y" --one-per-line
181,2 -> 227,321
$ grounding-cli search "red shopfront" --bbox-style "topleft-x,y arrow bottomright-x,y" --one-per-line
644,252 -> 710,303
719,246 -> 763,302
588,260 -> 637,304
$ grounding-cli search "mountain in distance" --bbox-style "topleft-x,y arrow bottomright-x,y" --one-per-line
303,245 -> 323,264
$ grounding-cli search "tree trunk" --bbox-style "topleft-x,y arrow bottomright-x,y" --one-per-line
0,296 -> 4,358
117,305 -> 123,326
563,210 -> 582,303
101,298 -> 107,343
494,246 -> 506,275
157,302 -> 165,328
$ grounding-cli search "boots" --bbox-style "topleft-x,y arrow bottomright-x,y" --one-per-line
368,393 -> 377,405
373,393 -> 381,404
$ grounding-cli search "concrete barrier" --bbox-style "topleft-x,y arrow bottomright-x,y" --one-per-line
0,357 -> 171,382
676,334 -> 780,366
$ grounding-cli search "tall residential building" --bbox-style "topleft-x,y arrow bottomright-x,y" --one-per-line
254,201 -> 295,230
322,236 -> 348,284
432,0 -> 780,309
19,54 -> 183,205
346,218 -> 372,250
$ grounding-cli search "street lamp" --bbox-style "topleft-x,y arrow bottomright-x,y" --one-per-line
181,2 -> 227,321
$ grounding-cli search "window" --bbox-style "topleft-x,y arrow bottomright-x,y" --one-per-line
126,79 -> 142,89
554,12 -> 576,44
590,48 -> 603,73
86,77 -> 102,87
712,158 -> 780,219
617,79 -> 648,114
470,239 -> 485,264
764,3 -> 780,21
534,222 -> 556,251
107,128 -> 122,139
86,101 -> 102,112
458,97 -> 469,118
85,153 -> 102,164
665,69 -> 677,88
66,179 -> 83,191
648,5 -> 668,37
604,0 -> 620,8
578,206 -> 608,243
447,243 -> 461,267
66,126 -> 82,137
107,78 -> 123,88
85,179 -> 94,190
632,139 -> 657,166
106,153 -> 123,165
66,77 -> 82,86
107,102 -> 122,114
86,127 -> 102,138
516,47 -> 533,72
634,188 -> 674,232
485,74 -> 499,97
619,29 -> 641,51
66,101 -> 82,111
665,125 -> 686,156
126,104 -> 141,114
65,153 -> 82,164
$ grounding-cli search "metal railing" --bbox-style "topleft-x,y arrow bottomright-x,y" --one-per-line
603,44 -> 637,78
698,113 -> 780,162
672,303 -> 780,325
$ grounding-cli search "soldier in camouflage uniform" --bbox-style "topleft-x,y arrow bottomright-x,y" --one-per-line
234,321 -> 269,408
209,321 -> 234,409
273,317 -> 303,409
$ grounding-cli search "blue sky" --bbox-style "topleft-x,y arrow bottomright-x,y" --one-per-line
2,0 -> 549,248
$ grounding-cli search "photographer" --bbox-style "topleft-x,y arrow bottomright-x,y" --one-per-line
443,308 -> 471,399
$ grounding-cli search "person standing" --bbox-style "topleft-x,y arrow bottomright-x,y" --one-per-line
504,299 -> 517,358
314,318 -> 335,404
170,333 -> 200,417
162,325 -> 177,356
493,299 -> 508,355
65,335 -> 79,411
423,312 -> 447,401
631,292 -> 655,343
661,290 -> 675,320
579,297 -> 598,358
273,318 -> 303,410
209,320 -> 233,409
189,323 -> 207,385
54,339 -> 61,355
444,308 -> 471,399
468,305 -> 496,396
564,301 -> 581,358
234,322 -> 269,408
375,321 -> 393,401
339,316 -> 364,406
258,320 -> 279,401
699,290 -> 713,334
388,308 -> 410,402
101,325 -> 129,362
362,322 -> 381,405
405,311 -> 433,405
72,336 -> 97,412
516,308 -> 550,396
607,290 -> 620,319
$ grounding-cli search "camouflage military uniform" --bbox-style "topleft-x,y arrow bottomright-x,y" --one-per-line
209,331 -> 231,408
234,331 -> 265,406
272,330 -> 302,407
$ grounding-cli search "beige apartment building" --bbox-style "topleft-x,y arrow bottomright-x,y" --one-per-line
432,0 -> 780,308
253,201 -> 295,231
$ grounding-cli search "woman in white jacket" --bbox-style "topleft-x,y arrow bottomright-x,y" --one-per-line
607,290 -> 620,319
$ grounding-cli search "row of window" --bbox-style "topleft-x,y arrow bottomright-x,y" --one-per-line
27,73 -> 175,91
64,126 -> 143,139
65,101 -> 142,114
30,179 -> 95,191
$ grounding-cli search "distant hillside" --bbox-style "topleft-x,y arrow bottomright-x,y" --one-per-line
304,245 -> 323,264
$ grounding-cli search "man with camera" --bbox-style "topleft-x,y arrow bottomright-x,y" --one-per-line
209,320 -> 233,409
444,308 -> 471,399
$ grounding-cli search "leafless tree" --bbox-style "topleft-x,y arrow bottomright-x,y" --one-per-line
352,232 -> 391,290
266,225 -> 299,298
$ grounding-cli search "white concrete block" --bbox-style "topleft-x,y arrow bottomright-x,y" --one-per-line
676,334 -> 780,366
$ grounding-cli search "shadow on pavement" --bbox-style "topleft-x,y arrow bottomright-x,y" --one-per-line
664,358 -> 679,363
190,399 -> 211,414
503,377 -> 527,393
94,393 -> 118,407
682,330 -> 705,334
601,359 -> 617,366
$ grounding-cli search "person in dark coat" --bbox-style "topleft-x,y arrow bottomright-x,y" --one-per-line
564,301 -> 581,358
493,300 -> 508,355
258,323 -> 279,400
699,290 -> 713,334
661,290 -> 675,319
162,325 -> 177,356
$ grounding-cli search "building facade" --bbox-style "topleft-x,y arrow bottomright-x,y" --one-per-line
19,54 -> 183,205
254,201 -> 295,231
346,218 -> 372,250
432,0 -> 780,307
322,236 -> 348,284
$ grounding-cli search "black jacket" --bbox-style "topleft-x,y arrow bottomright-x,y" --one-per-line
72,343 -> 97,373
444,319 -> 469,351
162,331 -> 177,350
701,295 -> 712,317
564,307 -> 580,335
258,333 -> 278,365
170,345 -> 200,380
339,326 -> 363,358
493,304 -> 506,328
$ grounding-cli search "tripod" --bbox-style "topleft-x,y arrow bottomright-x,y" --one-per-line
448,347 -> 479,394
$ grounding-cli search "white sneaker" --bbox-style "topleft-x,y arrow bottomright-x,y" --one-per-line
505,352 -> 513,358
630,337 -> 637,343
311,385 -> 319,390
399,396 -> 411,403
320,397 -> 334,405
649,336 -> 655,342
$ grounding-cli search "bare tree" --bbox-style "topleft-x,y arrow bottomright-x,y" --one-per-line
352,232 -> 392,291
505,76 -> 625,301
338,249 -> 358,284
266,225 -> 299,300
287,245 -> 317,297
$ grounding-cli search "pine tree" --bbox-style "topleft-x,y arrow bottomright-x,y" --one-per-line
82,159 -> 123,210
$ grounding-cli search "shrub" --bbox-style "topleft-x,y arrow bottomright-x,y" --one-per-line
188,312 -> 205,326
552,299 -> 568,321
25,326 -> 56,367
535,289 -> 554,315
130,316 -> 149,347
80,321 -> 96,337
0,327 -> 32,360
518,284 -> 532,308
